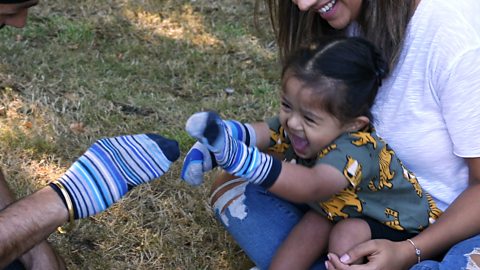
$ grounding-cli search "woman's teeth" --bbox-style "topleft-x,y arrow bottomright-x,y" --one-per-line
319,0 -> 336,13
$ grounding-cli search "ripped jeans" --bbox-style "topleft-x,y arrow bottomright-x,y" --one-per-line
410,234 -> 480,270
210,179 -> 327,270
211,179 -> 480,270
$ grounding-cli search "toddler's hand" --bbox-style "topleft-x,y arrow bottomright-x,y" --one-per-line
181,141 -> 216,186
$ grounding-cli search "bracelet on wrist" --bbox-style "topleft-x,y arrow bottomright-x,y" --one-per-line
406,238 -> 421,264
51,181 -> 75,234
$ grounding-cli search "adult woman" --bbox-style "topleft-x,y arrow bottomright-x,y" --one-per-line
181,0 -> 480,269
267,1 -> 480,269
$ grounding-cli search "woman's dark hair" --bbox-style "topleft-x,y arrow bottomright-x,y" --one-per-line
281,36 -> 388,124
256,0 -> 415,69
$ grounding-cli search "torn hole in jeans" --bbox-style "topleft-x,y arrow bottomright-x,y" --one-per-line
466,248 -> 480,270
212,182 -> 248,227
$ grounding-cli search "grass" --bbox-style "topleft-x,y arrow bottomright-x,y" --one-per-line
0,0 -> 281,269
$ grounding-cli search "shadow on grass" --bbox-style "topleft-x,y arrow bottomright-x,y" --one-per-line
0,0 -> 279,269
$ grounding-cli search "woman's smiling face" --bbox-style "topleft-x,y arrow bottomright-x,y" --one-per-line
291,0 -> 363,29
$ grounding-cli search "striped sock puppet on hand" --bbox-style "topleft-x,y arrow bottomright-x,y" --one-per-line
50,134 -> 179,219
185,111 -> 282,189
181,118 -> 257,186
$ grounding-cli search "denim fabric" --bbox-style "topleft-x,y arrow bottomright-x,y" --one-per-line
410,234 -> 480,270
212,182 -> 327,270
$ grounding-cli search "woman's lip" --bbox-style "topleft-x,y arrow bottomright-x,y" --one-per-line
318,1 -> 338,21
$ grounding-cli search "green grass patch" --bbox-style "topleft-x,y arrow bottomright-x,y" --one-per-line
0,0 -> 279,269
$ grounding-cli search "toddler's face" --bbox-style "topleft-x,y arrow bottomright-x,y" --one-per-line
279,76 -> 347,159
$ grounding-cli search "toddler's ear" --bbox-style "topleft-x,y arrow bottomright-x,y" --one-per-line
347,116 -> 370,132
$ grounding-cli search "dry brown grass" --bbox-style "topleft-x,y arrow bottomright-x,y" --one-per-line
0,0 -> 280,269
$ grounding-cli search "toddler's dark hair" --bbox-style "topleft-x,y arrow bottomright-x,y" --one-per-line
281,36 -> 388,124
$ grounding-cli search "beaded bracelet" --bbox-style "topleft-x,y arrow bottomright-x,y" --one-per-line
51,181 -> 75,234
406,239 -> 421,264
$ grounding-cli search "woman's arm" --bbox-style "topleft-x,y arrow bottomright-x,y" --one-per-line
326,157 -> 480,270
413,158 -> 480,259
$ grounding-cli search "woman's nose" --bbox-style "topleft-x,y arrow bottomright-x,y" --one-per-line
292,0 -> 318,11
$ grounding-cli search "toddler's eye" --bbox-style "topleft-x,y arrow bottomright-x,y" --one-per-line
281,101 -> 291,110
305,116 -> 316,123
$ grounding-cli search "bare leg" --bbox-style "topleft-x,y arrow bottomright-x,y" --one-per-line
209,171 -> 244,206
269,210 -> 332,270
328,218 -> 371,264
0,168 -> 67,269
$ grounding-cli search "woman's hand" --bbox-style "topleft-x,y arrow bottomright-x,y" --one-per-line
325,239 -> 416,270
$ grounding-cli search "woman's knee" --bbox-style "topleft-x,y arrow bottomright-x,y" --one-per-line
209,171 -> 248,217
209,171 -> 243,202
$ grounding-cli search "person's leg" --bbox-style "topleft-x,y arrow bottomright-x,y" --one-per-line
409,261 -> 440,270
328,218 -> 371,265
0,168 -> 65,270
209,172 -> 327,270
410,234 -> 480,270
269,210 -> 332,270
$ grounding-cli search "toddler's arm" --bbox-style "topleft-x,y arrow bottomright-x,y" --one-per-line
181,116 -> 270,186
185,111 -> 348,202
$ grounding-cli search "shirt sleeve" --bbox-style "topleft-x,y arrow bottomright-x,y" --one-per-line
438,47 -> 480,157
317,135 -> 375,188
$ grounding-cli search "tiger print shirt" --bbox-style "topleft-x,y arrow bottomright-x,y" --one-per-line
267,116 -> 442,233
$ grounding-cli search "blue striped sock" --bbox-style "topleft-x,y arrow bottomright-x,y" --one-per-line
224,119 -> 256,147
50,134 -> 179,219
186,112 -> 281,188
180,119 -> 256,186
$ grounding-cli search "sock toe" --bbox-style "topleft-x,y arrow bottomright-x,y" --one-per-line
204,112 -> 222,146
146,134 -> 180,162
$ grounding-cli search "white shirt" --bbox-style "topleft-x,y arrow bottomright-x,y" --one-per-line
371,0 -> 480,211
